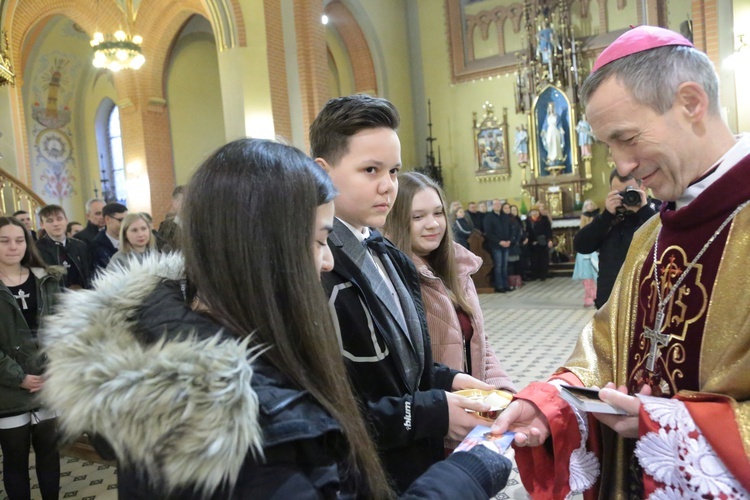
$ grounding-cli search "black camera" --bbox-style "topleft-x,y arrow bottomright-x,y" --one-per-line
619,187 -> 642,207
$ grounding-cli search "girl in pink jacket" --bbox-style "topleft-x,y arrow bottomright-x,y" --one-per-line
384,173 -> 515,392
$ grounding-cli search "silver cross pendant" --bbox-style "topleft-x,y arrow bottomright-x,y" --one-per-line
644,310 -> 669,372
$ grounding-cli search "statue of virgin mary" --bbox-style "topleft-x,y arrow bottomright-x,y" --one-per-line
542,103 -> 565,165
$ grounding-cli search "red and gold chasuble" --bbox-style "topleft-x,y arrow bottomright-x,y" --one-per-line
627,193 -> 734,397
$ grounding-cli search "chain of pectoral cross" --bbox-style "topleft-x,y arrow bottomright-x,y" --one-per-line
645,200 -> 750,372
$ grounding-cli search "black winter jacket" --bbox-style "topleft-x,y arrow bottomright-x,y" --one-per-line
36,235 -> 93,289
73,221 -> 101,247
90,229 -> 117,271
482,212 -> 513,252
41,255 -> 511,499
573,205 -> 657,307
322,223 -> 461,493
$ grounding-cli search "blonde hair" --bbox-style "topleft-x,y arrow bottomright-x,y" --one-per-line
580,199 -> 598,228
384,173 -> 474,316
119,213 -> 156,253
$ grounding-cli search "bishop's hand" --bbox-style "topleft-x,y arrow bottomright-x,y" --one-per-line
490,399 -> 550,447
593,382 -> 652,438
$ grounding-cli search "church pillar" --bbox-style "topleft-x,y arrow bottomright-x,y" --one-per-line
113,74 -> 175,221
692,0 -> 737,132
217,0 -> 276,141
292,0 -> 329,151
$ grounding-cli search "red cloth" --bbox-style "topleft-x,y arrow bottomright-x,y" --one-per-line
512,381 -> 586,499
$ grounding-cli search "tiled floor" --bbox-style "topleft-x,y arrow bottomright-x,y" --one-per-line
1,277 -> 593,499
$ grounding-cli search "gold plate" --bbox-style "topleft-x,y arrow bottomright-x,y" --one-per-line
454,389 -> 513,421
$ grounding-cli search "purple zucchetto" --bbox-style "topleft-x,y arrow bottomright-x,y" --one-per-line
591,25 -> 694,72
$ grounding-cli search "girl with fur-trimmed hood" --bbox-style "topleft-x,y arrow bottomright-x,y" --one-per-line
41,139 -> 512,499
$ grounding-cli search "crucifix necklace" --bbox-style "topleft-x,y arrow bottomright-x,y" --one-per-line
645,200 -> 750,372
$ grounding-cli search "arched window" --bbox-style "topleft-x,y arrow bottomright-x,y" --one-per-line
94,98 -> 126,204
107,106 -> 127,202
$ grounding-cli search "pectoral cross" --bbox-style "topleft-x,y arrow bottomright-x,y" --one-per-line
14,289 -> 29,310
644,310 -> 670,372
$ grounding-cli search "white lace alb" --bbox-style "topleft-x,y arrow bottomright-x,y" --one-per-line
635,395 -> 749,499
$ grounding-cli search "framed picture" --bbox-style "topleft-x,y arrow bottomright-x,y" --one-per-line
473,103 -> 510,181
530,84 -> 575,177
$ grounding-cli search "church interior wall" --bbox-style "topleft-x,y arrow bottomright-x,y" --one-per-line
166,17 -> 226,186
339,0 -> 418,170
326,26 -> 356,99
79,73 -> 117,222
0,0 -> 746,222
0,86 -> 18,179
22,16 -> 91,222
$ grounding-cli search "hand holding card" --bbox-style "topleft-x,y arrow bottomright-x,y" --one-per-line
454,425 -> 515,455
559,385 -> 628,415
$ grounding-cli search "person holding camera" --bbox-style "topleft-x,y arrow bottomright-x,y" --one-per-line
573,168 -> 656,308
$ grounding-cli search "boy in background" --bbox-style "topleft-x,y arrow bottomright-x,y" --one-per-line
37,205 -> 92,289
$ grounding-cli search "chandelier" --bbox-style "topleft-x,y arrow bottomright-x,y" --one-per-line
90,0 -> 145,72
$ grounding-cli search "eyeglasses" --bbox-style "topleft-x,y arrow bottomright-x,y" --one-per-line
111,217 -> 125,223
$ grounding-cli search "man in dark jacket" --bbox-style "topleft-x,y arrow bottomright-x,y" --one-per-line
311,94 -> 494,493
37,205 -> 93,289
74,198 -> 105,247
483,199 -> 514,293
466,201 -> 484,231
573,169 -> 657,308
91,202 -> 128,271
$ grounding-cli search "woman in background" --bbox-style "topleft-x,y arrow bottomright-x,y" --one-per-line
450,205 -> 473,250
42,139 -> 511,499
572,200 -> 599,307
525,206 -> 553,281
108,213 -> 158,268
507,205 -> 526,289
0,216 -> 61,500
385,172 -> 515,393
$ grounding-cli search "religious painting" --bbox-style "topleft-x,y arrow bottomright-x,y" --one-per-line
530,84 -> 574,177
29,52 -> 79,204
473,102 -> 510,180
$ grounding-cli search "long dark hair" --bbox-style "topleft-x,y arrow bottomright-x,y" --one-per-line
0,216 -> 48,269
384,172 -> 473,315
180,139 -> 391,498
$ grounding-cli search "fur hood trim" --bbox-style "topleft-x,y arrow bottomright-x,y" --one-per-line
41,253 -> 263,496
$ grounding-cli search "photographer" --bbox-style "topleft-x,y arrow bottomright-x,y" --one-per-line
573,168 -> 656,308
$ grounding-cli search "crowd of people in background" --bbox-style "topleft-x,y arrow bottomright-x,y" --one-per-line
447,198 -> 555,292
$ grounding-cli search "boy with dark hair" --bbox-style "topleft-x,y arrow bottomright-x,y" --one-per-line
12,210 -> 37,240
91,202 -> 128,270
311,94 -> 495,492
37,205 -> 92,289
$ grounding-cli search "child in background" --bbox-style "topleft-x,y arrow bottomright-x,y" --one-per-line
572,199 -> 599,307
